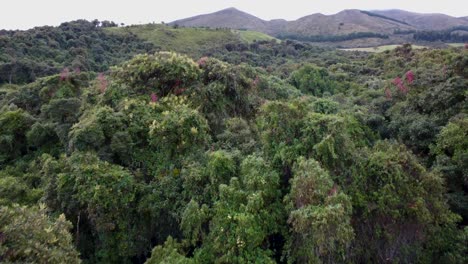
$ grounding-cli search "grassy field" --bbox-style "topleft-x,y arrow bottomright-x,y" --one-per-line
233,30 -> 277,43
105,24 -> 239,57
447,43 -> 466,48
340,44 -> 428,52
105,24 -> 277,57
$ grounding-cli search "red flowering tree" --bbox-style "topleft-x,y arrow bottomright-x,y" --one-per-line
392,77 -> 402,87
392,76 -> 408,94
150,92 -> 158,103
405,70 -> 414,85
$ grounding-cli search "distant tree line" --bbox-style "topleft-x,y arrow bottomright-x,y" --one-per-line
278,32 -> 389,42
413,26 -> 468,42
393,29 -> 417,35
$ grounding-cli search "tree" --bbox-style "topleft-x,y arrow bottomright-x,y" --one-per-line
112,52 -> 200,97
431,117 -> 468,222
284,157 -> 354,263
0,107 -> 34,166
350,141 -> 460,263
41,152 -> 139,262
0,204 -> 81,263
289,65 -> 339,96
189,155 -> 284,263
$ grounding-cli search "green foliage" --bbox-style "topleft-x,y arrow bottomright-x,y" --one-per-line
350,141 -> 460,263
216,117 -> 258,154
0,108 -> 34,166
192,57 -> 261,134
112,52 -> 200,97
145,237 -> 193,264
0,162 -> 43,207
258,98 -> 373,183
0,32 -> 466,264
278,32 -> 389,42
148,96 -> 210,165
192,155 -> 284,263
68,106 -> 121,153
106,24 -> 240,58
256,75 -> 302,101
0,204 -> 81,263
431,117 -> 468,221
310,98 -> 339,114
285,158 -> 354,263
257,99 -> 309,168
289,65 -> 341,96
0,20 -> 154,84
41,152 -> 138,262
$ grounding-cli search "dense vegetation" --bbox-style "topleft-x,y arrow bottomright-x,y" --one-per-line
0,20 -> 467,264
277,32 -> 390,43
413,26 -> 468,42
0,20 -> 155,84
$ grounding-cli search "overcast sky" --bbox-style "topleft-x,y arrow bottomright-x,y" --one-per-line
2,0 -> 467,30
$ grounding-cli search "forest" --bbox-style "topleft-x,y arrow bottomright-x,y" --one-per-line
0,20 -> 467,264
413,26 -> 468,43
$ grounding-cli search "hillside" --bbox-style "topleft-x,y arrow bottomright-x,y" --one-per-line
170,7 -> 271,33
171,8 -> 414,37
373,9 -> 468,30
0,20 -> 279,84
171,8 -> 468,45
105,24 -> 239,56
283,10 -> 413,36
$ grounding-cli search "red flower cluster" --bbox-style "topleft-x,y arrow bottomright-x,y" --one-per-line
391,70 -> 415,95
150,92 -> 158,103
97,73 -> 108,93
392,76 -> 402,87
405,70 -> 414,84
392,77 -> 408,93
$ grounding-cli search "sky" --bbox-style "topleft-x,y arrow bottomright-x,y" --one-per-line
2,0 -> 468,30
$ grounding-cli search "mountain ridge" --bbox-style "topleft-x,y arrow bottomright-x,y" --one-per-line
170,8 -> 468,42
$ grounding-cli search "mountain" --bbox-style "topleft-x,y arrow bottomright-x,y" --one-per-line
282,9 -> 414,36
171,8 -> 468,44
372,9 -> 468,30
171,8 -> 414,36
170,7 -> 272,33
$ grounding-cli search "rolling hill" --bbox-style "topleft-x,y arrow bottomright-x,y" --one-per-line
372,9 -> 468,30
282,9 -> 414,36
170,7 -> 271,33
171,8 -> 416,36
171,7 -> 468,45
